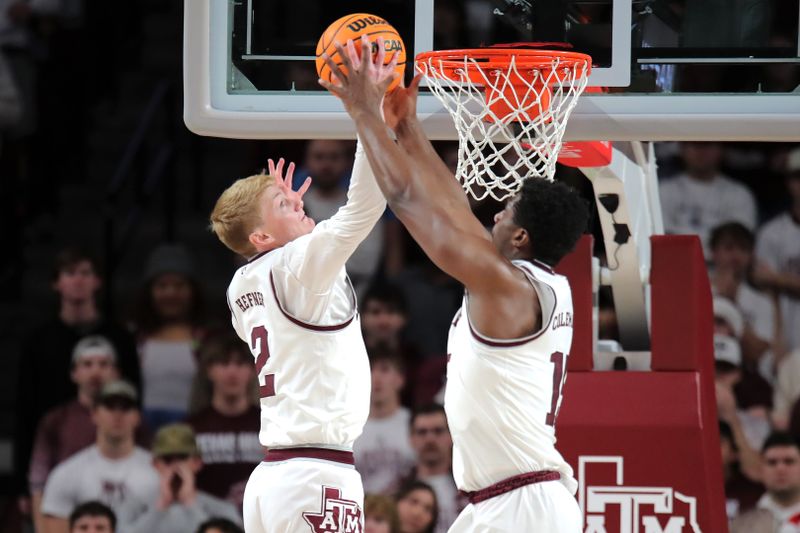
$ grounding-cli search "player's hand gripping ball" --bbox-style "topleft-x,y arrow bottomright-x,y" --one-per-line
316,13 -> 406,93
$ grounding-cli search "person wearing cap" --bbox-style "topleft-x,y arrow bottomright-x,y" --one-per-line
133,243 -> 207,431
127,423 -> 241,533
28,336 -> 119,533
755,146 -> 800,353
40,380 -> 158,533
13,247 -> 140,517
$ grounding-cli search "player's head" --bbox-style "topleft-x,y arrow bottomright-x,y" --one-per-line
709,222 -> 754,275
191,333 -> 255,412
369,347 -> 405,410
52,247 -> 102,303
364,493 -> 400,533
491,178 -> 589,265
395,480 -> 438,533
71,336 -> 118,399
410,404 -> 452,469
92,380 -> 140,446
361,283 -> 408,347
151,423 -> 203,477
210,170 -> 314,258
69,501 -> 116,533
761,432 -> 800,501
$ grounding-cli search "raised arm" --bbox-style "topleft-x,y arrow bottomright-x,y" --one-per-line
319,38 -> 517,295
280,141 -> 387,294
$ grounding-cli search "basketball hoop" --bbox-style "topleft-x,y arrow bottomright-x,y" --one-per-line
416,48 -> 592,201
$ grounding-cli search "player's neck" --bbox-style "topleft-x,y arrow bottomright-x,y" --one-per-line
60,298 -> 98,326
212,393 -> 250,417
97,435 -> 135,460
417,461 -> 450,478
369,398 -> 400,419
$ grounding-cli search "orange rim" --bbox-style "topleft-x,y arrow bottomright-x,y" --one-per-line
415,48 -> 592,79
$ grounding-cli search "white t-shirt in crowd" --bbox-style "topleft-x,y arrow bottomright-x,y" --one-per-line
140,338 -> 197,413
422,473 -> 465,533
757,493 -> 800,532
41,445 -> 159,526
659,173 -> 757,255
353,407 -> 415,495
756,212 -> 800,351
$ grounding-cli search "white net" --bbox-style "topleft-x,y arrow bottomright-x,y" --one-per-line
416,49 -> 591,201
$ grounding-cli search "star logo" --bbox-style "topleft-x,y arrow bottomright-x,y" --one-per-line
302,486 -> 363,533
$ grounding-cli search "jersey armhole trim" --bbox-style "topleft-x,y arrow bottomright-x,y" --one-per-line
268,271 -> 356,332
466,263 -> 558,348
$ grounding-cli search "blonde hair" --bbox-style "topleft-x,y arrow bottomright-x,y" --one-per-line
209,172 -> 275,257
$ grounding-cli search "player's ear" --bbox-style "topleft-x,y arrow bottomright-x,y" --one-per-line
249,230 -> 277,252
511,227 -> 529,250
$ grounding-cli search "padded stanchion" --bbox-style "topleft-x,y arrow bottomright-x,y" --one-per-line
556,234 -> 594,372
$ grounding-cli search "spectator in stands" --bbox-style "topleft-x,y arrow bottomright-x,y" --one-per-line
714,297 -> 772,449
355,348 -> 416,495
196,518 -> 245,533
407,404 -> 463,533
755,146 -> 800,352
709,222 -> 778,366
41,380 -> 158,533
29,336 -> 119,531
659,142 -> 757,255
69,501 -> 116,533
395,481 -> 438,533
128,424 -> 242,533
731,433 -> 800,532
298,139 -> 385,295
0,49 -> 21,146
720,421 -> 765,521
361,283 -> 423,405
14,247 -> 140,518
135,243 -> 207,430
186,334 -> 261,509
365,494 -> 400,533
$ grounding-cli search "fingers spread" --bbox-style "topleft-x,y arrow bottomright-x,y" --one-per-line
318,78 -> 345,98
322,53 -> 348,86
374,36 -> 386,75
297,176 -> 312,198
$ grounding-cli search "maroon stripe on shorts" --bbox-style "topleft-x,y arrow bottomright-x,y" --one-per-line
264,447 -> 355,466
463,471 -> 561,505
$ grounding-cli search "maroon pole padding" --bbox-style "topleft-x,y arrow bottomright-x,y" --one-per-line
556,234 -> 594,372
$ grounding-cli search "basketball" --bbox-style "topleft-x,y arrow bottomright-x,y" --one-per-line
316,13 -> 406,93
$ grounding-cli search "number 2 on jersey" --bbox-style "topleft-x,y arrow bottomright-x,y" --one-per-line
545,351 -> 566,427
251,326 -> 276,399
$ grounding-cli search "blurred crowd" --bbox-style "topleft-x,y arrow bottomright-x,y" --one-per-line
653,142 -> 800,531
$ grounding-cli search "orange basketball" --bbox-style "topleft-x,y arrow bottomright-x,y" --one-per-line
316,13 -> 406,93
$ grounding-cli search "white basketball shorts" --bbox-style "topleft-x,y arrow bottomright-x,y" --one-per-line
243,448 -> 365,533
448,479 -> 582,533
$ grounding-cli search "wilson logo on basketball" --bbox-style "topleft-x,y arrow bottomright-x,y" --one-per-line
346,16 -> 388,32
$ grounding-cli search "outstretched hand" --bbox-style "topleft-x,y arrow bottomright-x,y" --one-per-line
382,74 -> 422,131
267,157 -> 311,203
319,35 -> 400,117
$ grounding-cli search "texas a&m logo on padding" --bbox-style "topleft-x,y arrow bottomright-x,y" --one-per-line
303,486 -> 363,533
579,456 -> 702,533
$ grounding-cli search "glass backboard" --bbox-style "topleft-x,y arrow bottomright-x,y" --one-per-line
184,0 -> 800,140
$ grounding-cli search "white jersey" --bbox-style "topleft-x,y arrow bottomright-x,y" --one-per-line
227,140 -> 384,451
445,259 -> 577,495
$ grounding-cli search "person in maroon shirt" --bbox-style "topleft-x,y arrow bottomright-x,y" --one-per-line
186,334 -> 263,510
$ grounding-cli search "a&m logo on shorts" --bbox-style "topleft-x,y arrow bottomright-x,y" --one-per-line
579,456 -> 702,533
303,486 -> 363,533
